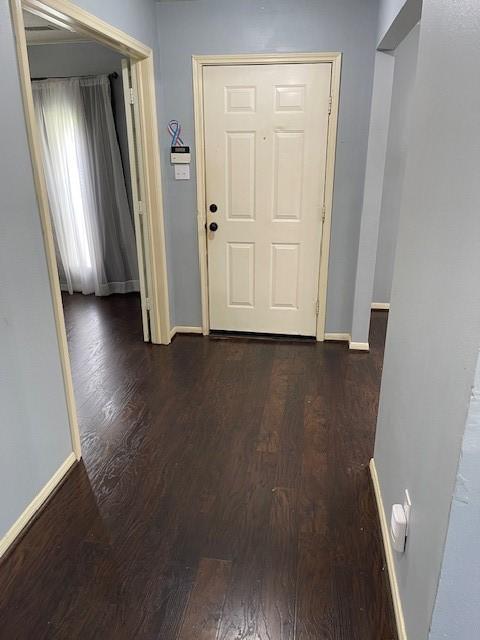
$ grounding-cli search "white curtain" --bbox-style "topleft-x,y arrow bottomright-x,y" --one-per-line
32,75 -> 139,296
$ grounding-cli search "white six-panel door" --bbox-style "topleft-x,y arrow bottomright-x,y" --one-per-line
204,63 -> 331,336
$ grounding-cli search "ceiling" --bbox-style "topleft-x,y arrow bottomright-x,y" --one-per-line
23,10 -> 91,45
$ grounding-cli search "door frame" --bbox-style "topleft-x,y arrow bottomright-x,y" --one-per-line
10,0 -> 172,460
192,52 -> 342,341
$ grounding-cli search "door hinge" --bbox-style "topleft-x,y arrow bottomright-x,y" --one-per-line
145,297 -> 151,311
137,200 -> 144,215
328,96 -> 332,115
315,300 -> 320,316
321,204 -> 326,223
129,87 -> 135,105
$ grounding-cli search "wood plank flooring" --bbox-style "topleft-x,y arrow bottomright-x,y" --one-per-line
0,293 -> 396,639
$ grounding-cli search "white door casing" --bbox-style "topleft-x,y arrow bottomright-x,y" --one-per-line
122,58 -> 152,342
203,63 -> 332,336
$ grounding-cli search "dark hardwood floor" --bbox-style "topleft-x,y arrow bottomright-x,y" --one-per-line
0,294 -> 396,639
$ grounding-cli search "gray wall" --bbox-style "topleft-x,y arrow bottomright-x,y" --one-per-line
377,0 -> 407,43
155,0 -> 380,330
27,42 -> 133,213
350,50 -> 394,344
350,0 -> 422,345
373,23 -> 419,304
0,0 -> 158,544
0,0 -> 72,541
429,351 -> 480,639
373,0 -> 480,637
377,0 -> 421,50
72,0 -> 158,48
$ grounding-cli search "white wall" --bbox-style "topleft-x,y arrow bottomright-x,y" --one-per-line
373,0 -> 480,638
429,351 -> 480,639
0,0 -> 158,547
155,0 -> 380,330
373,23 -> 419,304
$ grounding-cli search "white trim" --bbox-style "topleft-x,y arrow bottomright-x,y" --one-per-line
170,326 -> 203,339
324,332 -> 351,342
192,52 -> 343,65
134,55 -> 171,344
19,0 -> 152,57
192,52 -> 342,341
0,452 -> 76,558
372,302 -> 390,310
349,340 -> 370,351
122,59 -> 150,341
369,459 -> 408,640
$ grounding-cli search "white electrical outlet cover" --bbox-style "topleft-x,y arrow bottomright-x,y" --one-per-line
391,504 -> 407,553
404,489 -> 412,534
174,165 -> 190,180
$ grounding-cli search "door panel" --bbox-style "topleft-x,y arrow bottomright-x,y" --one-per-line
226,132 -> 256,219
227,243 -> 255,307
271,243 -> 300,309
204,63 -> 331,335
122,58 -> 151,342
273,131 -> 305,220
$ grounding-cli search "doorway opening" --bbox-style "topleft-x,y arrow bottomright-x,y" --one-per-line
11,0 -> 171,460
28,37 -> 147,326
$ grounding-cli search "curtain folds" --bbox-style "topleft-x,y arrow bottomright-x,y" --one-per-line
32,75 -> 139,296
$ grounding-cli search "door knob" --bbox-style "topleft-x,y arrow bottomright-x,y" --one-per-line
209,222 -> 218,232
209,204 -> 218,213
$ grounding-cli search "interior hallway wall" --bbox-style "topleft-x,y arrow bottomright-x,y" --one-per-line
373,0 -> 480,637
377,0 -> 407,43
27,42 -> 133,214
378,0 -> 422,50
0,0 -> 159,548
0,0 -> 73,548
372,22 -> 419,304
350,0 -> 422,345
429,350 -> 480,639
155,0 -> 380,330
350,50 -> 394,345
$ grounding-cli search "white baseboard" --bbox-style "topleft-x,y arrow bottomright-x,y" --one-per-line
369,459 -> 407,640
170,326 -> 203,339
324,332 -> 351,342
324,334 -> 370,351
349,340 -> 370,351
0,452 -> 76,558
170,329 -> 371,345
372,302 -> 390,310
